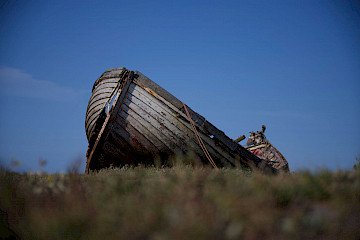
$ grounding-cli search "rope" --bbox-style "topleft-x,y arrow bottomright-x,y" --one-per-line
104,70 -> 129,115
180,101 -> 218,170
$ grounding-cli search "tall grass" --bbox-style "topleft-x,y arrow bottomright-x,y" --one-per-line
1,164 -> 359,239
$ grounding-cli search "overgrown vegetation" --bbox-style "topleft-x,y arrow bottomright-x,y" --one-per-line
1,164 -> 359,240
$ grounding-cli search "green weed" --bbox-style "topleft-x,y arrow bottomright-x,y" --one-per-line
0,165 -> 359,239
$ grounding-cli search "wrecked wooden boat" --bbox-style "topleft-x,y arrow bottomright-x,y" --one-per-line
244,125 -> 289,171
85,67 -> 289,173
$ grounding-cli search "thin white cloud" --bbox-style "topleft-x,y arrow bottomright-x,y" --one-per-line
0,66 -> 88,101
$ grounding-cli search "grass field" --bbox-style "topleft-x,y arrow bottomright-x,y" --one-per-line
1,162 -> 359,240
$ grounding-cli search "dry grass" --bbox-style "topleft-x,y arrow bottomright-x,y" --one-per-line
1,164 -> 359,240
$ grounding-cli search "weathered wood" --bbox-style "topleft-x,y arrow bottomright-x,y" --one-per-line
118,107 -> 167,153
86,70 -> 133,173
86,68 -> 280,173
114,114 -> 161,155
247,144 -> 267,150
124,90 -> 231,166
133,72 -> 239,152
85,72 -> 123,141
235,135 -> 246,143
130,83 -> 236,166
92,67 -> 125,91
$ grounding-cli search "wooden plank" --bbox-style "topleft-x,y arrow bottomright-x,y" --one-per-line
247,144 -> 267,150
100,67 -> 125,78
85,102 -> 107,126
133,71 -> 239,152
123,97 -> 187,153
91,81 -> 118,92
86,77 -> 120,141
89,81 -> 118,97
85,112 -> 103,139
102,140 -> 132,163
130,82 -> 236,165
92,67 -> 125,90
87,68 -> 276,173
113,114 -> 161,155
125,94 -> 188,146
117,108 -> 167,153
121,100 -> 230,166
88,87 -> 116,104
86,110 -> 105,136
86,100 -> 108,120
87,90 -> 116,107
112,116 -> 171,166
86,71 -> 133,173
96,129 -> 144,167
133,72 -> 205,124
202,121 -> 238,151
234,145 -> 275,172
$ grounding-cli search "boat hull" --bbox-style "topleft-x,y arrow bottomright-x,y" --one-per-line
85,68 -> 285,173
85,67 -> 125,146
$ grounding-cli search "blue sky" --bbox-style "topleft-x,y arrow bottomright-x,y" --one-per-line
0,0 -> 359,173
